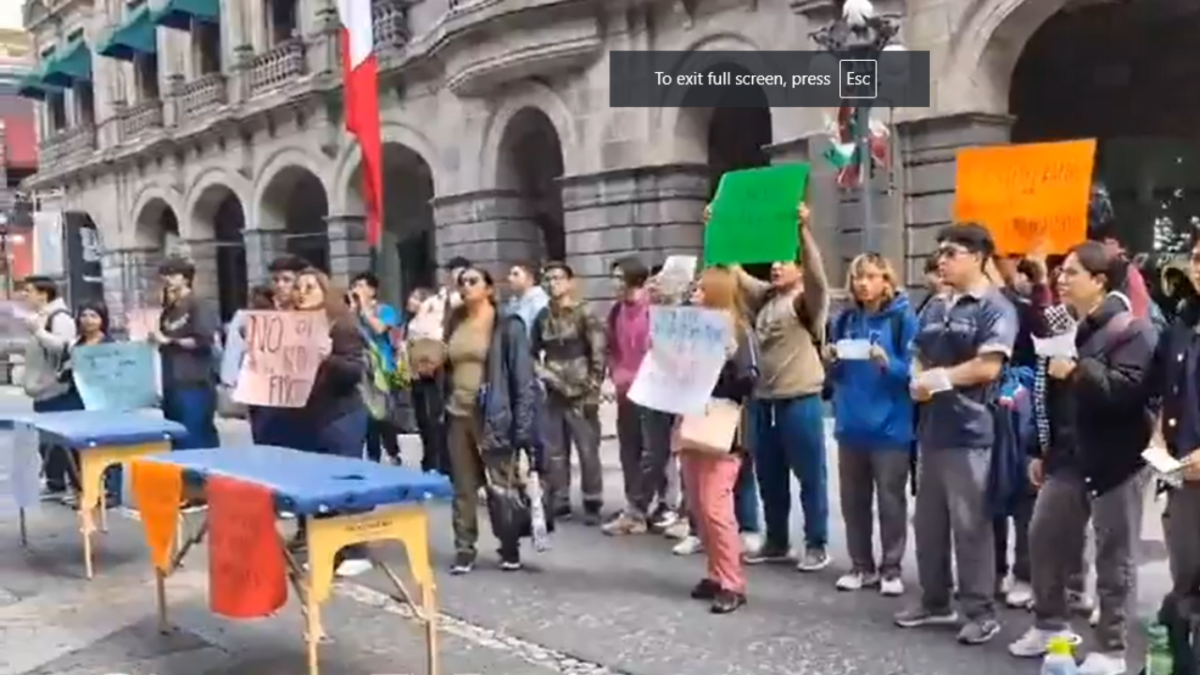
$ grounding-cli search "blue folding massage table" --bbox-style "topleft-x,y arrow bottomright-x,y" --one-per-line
141,445 -> 453,675
0,410 -> 186,578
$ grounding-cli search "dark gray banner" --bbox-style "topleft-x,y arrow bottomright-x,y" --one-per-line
609,50 -> 930,108
63,211 -> 105,309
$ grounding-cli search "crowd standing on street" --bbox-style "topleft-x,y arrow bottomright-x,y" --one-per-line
17,181 -> 1200,675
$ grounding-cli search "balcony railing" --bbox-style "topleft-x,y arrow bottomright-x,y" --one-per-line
119,98 -> 165,141
38,125 -> 97,167
180,73 -> 227,118
250,39 -> 307,97
373,0 -> 411,51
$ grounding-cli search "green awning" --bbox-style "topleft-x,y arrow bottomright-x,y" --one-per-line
16,62 -> 63,100
97,6 -> 158,61
42,40 -> 92,87
152,0 -> 219,31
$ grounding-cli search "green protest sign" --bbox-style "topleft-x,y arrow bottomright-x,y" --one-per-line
703,164 -> 810,266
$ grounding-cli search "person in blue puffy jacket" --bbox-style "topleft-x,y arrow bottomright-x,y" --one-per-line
824,252 -> 918,597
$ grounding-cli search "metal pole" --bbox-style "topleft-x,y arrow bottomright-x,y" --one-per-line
858,104 -> 876,252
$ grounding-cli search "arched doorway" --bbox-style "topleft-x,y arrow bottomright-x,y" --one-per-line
133,197 -> 181,307
683,65 -> 773,277
193,185 -> 248,321
349,144 -> 437,306
259,166 -> 330,272
496,107 -> 566,262
1010,1 -> 1200,266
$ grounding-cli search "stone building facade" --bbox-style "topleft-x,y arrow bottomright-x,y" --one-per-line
17,0 -> 1200,317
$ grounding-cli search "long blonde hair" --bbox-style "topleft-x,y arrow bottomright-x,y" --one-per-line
845,253 -> 900,304
698,266 -> 749,334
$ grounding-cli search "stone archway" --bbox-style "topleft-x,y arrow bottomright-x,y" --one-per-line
259,165 -> 330,272
496,107 -> 566,263
193,184 -> 248,321
1008,0 -> 1200,278
131,197 -> 180,308
347,143 -> 437,306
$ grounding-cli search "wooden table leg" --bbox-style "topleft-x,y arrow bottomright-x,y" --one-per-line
155,568 -> 170,634
306,595 -> 321,675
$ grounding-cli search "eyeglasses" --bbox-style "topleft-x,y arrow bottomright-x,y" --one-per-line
937,246 -> 969,259
543,273 -> 568,283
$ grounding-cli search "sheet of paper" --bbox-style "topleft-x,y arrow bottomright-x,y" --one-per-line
919,368 -> 953,394
628,306 -> 732,416
835,338 -> 872,360
0,424 -> 43,514
1033,331 -> 1078,359
657,255 -> 698,298
1143,446 -> 1184,476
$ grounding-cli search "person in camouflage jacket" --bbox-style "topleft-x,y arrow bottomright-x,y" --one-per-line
532,261 -> 608,524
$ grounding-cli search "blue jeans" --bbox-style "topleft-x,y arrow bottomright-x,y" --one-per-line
750,395 -> 829,550
299,408 -> 370,559
162,385 -> 219,450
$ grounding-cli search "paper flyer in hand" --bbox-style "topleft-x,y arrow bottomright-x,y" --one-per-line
1033,331 -> 1078,359
1142,446 -> 1184,486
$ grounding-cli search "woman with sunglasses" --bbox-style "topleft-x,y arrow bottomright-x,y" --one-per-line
444,265 -> 539,574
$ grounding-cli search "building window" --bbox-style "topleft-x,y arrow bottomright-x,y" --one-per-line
47,93 -> 68,132
74,83 -> 95,126
194,20 -> 222,75
268,0 -> 298,45
135,53 -> 160,100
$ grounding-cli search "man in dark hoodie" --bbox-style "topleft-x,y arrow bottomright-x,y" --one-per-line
153,257 -> 220,451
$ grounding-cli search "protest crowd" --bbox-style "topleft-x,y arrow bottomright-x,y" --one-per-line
12,172 -> 1200,675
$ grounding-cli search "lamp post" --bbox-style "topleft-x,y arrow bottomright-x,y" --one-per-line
810,0 -> 902,254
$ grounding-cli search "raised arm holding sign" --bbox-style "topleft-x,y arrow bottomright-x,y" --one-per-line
232,311 -> 330,408
704,164 -> 811,266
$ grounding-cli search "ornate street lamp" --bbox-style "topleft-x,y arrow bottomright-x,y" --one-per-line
810,0 -> 903,254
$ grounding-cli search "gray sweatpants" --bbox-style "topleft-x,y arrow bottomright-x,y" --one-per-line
615,395 -> 673,517
1030,469 -> 1147,651
838,447 -> 910,578
1165,483 -> 1200,597
543,392 -> 603,510
915,446 -> 995,620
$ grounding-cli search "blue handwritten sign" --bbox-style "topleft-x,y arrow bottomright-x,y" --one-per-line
629,306 -> 733,415
72,342 -> 159,412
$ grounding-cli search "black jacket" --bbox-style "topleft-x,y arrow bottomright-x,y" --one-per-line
447,309 -> 538,455
303,312 -> 366,427
712,327 -> 758,405
1042,294 -> 1155,495
1154,299 -> 1200,459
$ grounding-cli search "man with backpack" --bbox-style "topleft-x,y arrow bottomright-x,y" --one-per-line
532,261 -> 607,525
350,272 -> 405,464
19,275 -> 78,498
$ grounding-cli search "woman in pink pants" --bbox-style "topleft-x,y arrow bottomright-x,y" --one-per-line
681,267 -> 759,614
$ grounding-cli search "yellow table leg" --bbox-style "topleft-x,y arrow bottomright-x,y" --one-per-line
306,506 -> 439,675
76,441 -> 172,579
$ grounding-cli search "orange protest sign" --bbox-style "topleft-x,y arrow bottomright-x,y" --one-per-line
207,475 -> 287,619
130,459 -> 183,572
232,310 -> 329,408
954,139 -> 1097,255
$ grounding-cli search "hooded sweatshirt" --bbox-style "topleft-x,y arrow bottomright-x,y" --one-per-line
23,298 -> 76,401
828,293 -> 919,449
505,285 -> 549,340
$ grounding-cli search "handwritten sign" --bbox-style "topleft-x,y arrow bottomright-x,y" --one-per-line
628,306 -> 732,415
0,424 -> 43,514
220,311 -> 247,387
125,308 -> 161,342
130,459 -> 183,571
954,139 -> 1096,255
232,311 -> 329,408
72,341 -> 159,411
207,475 -> 287,619
704,164 -> 809,266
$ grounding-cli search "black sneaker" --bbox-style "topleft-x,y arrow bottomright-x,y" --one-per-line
553,505 -> 573,521
499,551 -> 522,572
710,589 -> 746,614
744,542 -> 792,564
450,552 -> 475,575
581,502 -> 603,527
41,485 -> 67,501
690,578 -> 720,600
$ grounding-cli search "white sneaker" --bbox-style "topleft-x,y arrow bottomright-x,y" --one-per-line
1089,606 -> 1101,627
740,532 -> 764,556
1068,589 -> 1095,614
672,535 -> 704,555
662,520 -> 690,540
879,576 -> 905,597
1006,580 -> 1034,608
997,574 -> 1014,596
1078,651 -> 1126,675
335,559 -> 373,577
836,571 -> 880,591
1007,627 -> 1082,658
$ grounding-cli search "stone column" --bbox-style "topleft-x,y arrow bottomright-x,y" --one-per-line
431,190 -> 543,280
242,228 -> 289,286
325,214 -> 370,287
100,246 -> 164,329
559,164 -> 710,303
895,113 -> 1013,291
177,238 -> 220,302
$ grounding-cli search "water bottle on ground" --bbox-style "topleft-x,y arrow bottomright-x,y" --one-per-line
1041,635 -> 1079,675
1146,623 -> 1175,675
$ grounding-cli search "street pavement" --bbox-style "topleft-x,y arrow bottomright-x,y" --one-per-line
0,387 -> 1173,675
